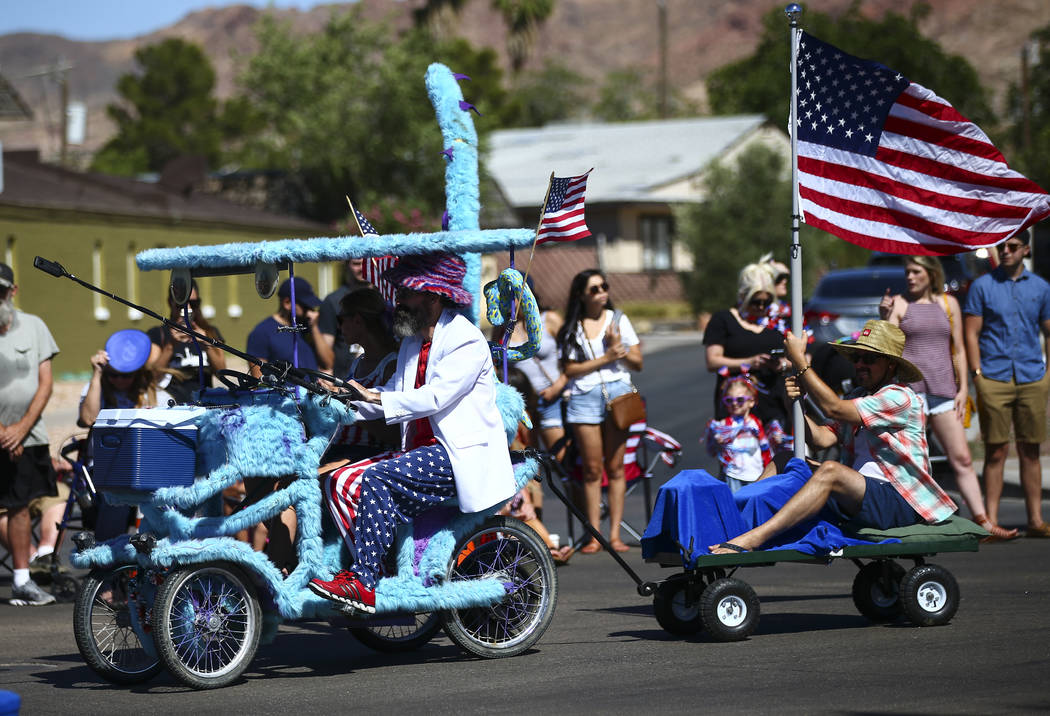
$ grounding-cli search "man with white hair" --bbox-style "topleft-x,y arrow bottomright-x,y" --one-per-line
0,263 -> 60,605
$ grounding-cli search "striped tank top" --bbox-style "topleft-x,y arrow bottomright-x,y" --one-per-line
899,301 -> 957,399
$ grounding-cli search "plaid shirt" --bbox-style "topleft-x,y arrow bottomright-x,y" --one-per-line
831,383 -> 957,523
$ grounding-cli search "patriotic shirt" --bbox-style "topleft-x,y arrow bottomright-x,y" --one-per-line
704,414 -> 790,482
831,383 -> 956,523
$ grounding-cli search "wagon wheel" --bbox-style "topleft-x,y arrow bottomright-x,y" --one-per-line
700,577 -> 760,642
653,575 -> 703,636
899,563 -> 959,627
851,560 -> 905,622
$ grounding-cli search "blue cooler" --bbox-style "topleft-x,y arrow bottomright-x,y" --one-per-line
91,407 -> 207,494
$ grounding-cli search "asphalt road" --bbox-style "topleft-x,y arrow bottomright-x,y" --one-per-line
3,337 -> 1050,714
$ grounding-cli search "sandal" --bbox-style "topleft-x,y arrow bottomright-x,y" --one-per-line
579,540 -> 601,554
975,515 -> 1020,542
551,546 -> 575,566
1025,522 -> 1050,538
609,539 -> 631,553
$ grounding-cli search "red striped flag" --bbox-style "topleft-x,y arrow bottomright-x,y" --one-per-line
795,32 -> 1050,255
348,201 -> 398,305
536,170 -> 593,244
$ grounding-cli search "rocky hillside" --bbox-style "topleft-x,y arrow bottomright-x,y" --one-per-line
1,0 -> 1045,162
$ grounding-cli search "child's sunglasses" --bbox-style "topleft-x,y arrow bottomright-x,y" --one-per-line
722,395 -> 752,406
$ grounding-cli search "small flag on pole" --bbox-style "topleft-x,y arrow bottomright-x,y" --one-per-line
794,32 -> 1050,255
346,198 -> 397,305
536,170 -> 593,244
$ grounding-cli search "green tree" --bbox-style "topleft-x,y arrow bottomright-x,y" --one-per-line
502,61 -> 587,127
236,12 -> 513,224
676,143 -> 867,314
708,2 -> 994,128
92,38 -> 242,175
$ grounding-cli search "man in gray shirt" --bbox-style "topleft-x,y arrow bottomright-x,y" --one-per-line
0,263 -> 60,605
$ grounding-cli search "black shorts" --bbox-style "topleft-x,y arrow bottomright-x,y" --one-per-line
0,444 -> 57,510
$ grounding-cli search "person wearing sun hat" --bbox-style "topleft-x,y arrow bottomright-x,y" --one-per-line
78,329 -> 173,542
710,319 -> 958,555
310,252 -> 516,613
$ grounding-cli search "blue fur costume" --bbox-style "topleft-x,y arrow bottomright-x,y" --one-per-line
76,63 -> 545,639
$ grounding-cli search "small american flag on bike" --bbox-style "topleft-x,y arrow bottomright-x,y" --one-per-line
348,201 -> 397,305
536,170 -> 593,244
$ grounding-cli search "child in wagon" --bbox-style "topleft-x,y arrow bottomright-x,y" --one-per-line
704,371 -> 789,492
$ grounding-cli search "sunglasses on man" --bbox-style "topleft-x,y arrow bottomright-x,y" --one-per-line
842,351 -> 880,366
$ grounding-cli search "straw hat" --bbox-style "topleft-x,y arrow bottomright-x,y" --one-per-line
832,319 -> 923,384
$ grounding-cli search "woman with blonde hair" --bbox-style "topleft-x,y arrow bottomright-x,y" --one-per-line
879,255 -> 1017,540
704,262 -> 792,432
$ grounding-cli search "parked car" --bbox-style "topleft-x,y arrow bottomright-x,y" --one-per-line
866,250 -> 993,305
803,266 -> 908,345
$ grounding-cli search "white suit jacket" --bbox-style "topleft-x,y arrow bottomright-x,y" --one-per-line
353,309 -> 516,513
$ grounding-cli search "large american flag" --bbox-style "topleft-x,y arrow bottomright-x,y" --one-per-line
536,170 -> 593,244
351,205 -> 397,305
795,31 -> 1050,255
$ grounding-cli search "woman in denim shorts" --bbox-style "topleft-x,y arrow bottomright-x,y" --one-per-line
556,270 -> 642,554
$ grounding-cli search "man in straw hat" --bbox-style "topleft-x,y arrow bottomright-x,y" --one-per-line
711,319 -> 957,554
310,253 -> 517,612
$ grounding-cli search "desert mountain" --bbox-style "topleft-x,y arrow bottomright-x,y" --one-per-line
1,0 -> 1045,163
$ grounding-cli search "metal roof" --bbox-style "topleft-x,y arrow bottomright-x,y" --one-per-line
485,115 -> 768,207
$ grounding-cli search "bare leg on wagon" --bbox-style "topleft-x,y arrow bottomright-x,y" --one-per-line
710,461 -> 867,554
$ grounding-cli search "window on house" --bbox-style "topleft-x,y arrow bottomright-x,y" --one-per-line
640,215 -> 673,271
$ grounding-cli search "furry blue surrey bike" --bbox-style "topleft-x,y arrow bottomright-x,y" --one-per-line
35,63 -> 565,690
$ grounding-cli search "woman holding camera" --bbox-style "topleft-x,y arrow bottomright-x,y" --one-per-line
703,263 -> 791,430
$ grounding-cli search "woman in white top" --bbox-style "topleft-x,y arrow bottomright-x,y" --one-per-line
557,270 -> 643,554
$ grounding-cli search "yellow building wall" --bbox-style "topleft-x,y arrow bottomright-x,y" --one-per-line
2,209 -> 336,377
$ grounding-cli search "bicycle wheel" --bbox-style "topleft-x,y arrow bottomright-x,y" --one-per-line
350,612 -> 443,652
153,563 -> 261,689
441,516 -> 557,659
73,565 -> 162,685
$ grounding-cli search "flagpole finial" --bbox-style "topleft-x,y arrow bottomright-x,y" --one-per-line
785,3 -> 802,24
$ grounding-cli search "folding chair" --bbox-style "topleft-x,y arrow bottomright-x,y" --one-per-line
557,421 -> 682,549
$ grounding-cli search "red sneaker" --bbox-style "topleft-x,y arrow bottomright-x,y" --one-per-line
309,570 -> 376,613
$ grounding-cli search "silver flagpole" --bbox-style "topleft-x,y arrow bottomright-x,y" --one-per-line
786,3 -> 805,458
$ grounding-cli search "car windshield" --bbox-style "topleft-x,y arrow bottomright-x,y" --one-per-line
813,271 -> 908,298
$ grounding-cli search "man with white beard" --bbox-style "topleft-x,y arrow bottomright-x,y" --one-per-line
0,263 -> 60,605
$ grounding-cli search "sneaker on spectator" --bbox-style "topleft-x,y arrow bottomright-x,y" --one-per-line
308,570 -> 375,613
10,579 -> 57,606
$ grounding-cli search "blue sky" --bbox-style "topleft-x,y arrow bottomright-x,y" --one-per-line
0,1 -> 337,41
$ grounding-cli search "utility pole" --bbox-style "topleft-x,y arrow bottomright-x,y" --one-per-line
657,0 -> 669,119
21,59 -> 74,166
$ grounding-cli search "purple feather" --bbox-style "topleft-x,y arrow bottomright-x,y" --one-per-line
458,100 -> 481,116
442,211 -> 450,230
441,147 -> 454,161
453,73 -> 471,82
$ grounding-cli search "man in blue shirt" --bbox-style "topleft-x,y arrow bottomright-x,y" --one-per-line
247,277 -> 334,377
964,234 -> 1050,538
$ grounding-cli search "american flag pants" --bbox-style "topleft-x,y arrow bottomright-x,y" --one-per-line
323,443 -> 456,589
